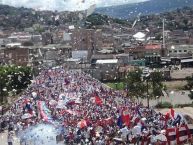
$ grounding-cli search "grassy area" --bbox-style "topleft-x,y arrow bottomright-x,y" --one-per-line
105,82 -> 125,90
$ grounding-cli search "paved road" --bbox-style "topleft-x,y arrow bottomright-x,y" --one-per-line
142,90 -> 192,107
156,107 -> 193,118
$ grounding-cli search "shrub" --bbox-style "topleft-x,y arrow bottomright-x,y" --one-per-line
155,102 -> 173,108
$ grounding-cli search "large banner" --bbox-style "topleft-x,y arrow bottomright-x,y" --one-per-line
135,125 -> 193,145
166,125 -> 193,145
38,101 -> 53,123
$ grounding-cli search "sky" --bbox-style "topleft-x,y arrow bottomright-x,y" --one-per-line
0,0 -> 149,11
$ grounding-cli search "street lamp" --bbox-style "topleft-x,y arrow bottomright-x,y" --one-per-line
170,91 -> 174,106
115,83 -> 118,90
141,73 -> 150,108
156,96 -> 159,104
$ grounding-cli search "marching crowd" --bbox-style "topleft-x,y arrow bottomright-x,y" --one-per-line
0,67 -> 189,145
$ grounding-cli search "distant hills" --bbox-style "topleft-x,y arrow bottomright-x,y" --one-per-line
96,0 -> 193,19
1,2 -> 193,32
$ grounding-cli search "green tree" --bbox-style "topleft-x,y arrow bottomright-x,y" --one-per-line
185,75 -> 193,90
125,69 -> 146,101
186,75 -> 193,100
33,24 -> 44,34
150,71 -> 164,98
125,69 -> 164,107
0,66 -> 32,105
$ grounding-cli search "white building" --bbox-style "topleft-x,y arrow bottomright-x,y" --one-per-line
168,45 -> 193,56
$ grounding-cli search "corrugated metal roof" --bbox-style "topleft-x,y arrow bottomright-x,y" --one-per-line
96,59 -> 118,64
181,59 -> 193,63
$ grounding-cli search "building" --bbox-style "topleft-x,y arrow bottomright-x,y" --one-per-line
167,44 -> 193,56
71,28 -> 102,60
4,47 -> 29,66
115,53 -> 134,65
124,44 -> 162,59
92,59 -> 119,81
8,32 -> 42,44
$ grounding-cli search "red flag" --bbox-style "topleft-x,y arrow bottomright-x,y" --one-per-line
77,120 -> 87,128
165,112 -> 170,127
122,109 -> 130,126
95,96 -> 102,105
170,108 -> 175,118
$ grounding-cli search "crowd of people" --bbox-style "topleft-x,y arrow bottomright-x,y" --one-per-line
0,67 -> 190,145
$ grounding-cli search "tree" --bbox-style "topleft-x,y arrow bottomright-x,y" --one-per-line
125,69 -> 165,107
185,75 -> 193,90
150,71 -> 164,98
125,69 -> 146,101
186,75 -> 193,100
33,24 -> 44,34
0,66 -> 32,105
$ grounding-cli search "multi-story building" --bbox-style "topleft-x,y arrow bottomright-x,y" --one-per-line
167,44 -> 193,56
71,28 -> 102,60
4,46 -> 29,66
124,44 -> 162,59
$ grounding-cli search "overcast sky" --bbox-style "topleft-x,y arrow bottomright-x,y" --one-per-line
0,0 -> 149,11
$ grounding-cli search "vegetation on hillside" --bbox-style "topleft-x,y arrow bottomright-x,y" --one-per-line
1,4 -> 193,31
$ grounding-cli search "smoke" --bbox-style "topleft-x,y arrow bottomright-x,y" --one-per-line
0,0 -> 149,11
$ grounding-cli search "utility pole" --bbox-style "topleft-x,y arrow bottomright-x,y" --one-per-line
162,18 -> 166,57
163,18 -> 165,49
146,78 -> 149,108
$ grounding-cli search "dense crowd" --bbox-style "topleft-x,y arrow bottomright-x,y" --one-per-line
0,67 -> 188,145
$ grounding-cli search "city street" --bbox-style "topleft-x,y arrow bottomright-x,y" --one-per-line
142,90 -> 192,107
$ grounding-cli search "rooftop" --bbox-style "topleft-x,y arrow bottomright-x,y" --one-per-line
96,59 -> 118,64
145,44 -> 161,50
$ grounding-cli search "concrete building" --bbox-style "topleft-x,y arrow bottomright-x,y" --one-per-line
8,32 -> 42,44
71,29 -> 102,60
168,44 -> 193,56
124,44 -> 162,59
4,47 -> 29,66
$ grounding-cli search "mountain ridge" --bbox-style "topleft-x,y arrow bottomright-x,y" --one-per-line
96,0 -> 193,19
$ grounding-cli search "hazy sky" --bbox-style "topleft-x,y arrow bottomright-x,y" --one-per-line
1,0 -> 149,11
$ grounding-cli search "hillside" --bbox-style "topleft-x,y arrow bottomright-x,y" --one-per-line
0,4 -> 90,30
0,4 -> 131,30
0,4 -> 193,32
96,0 -> 193,19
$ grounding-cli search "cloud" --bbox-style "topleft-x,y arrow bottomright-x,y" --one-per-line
1,0 -> 149,11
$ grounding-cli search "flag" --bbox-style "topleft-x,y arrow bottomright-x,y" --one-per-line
122,109 -> 130,126
117,116 -> 123,128
77,120 -> 87,129
165,112 -> 170,127
95,96 -> 102,105
165,125 -> 193,145
170,108 -> 175,119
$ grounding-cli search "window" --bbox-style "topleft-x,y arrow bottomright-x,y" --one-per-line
178,50 -> 182,53
184,50 -> 187,52
174,50 -> 177,53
